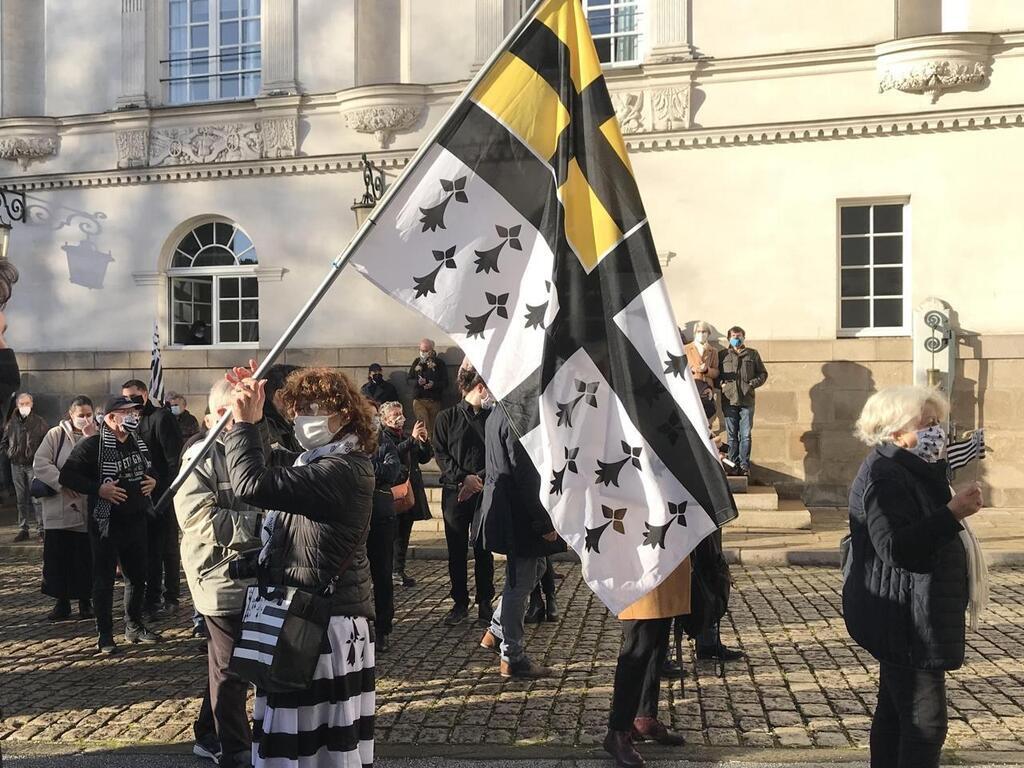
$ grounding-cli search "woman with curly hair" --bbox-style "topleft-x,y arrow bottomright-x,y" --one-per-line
223,363 -> 377,768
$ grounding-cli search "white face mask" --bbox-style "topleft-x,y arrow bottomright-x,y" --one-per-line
908,425 -> 947,464
480,392 -> 496,410
170,405 -> 183,416
695,331 -> 710,344
17,406 -> 31,417
120,413 -> 140,431
293,415 -> 336,451
72,416 -> 91,430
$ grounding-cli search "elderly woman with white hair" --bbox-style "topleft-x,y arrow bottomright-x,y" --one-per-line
844,386 -> 984,768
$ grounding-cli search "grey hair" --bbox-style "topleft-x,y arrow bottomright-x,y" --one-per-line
207,378 -> 235,418
16,392 -> 33,403
379,401 -> 404,420
855,386 -> 950,447
693,320 -> 712,333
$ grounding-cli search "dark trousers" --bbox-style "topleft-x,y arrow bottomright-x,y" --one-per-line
90,518 -> 148,637
145,507 -> 181,606
195,614 -> 251,762
609,618 -> 672,731
393,513 -> 415,574
441,489 -> 494,609
870,662 -> 948,768
367,514 -> 396,636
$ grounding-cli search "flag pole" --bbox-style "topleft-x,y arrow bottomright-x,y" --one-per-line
155,0 -> 547,512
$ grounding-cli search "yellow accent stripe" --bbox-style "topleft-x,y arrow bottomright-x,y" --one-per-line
560,157 -> 624,270
534,0 -> 603,93
473,51 -> 571,163
598,115 -> 633,175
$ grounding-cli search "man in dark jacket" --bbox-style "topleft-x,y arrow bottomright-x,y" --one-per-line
368,422 -> 404,653
477,406 -> 562,679
166,392 -> 201,441
60,395 -> 162,653
361,363 -> 399,406
122,380 -> 184,614
717,326 -> 768,477
2,392 -> 48,541
408,338 -> 448,437
432,365 -> 494,627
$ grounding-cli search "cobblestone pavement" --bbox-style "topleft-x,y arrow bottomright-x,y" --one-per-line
2,553 -> 1024,757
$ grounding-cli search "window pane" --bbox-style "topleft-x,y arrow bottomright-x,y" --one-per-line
241,299 -> 258,319
841,300 -> 870,329
195,279 -> 212,303
242,49 -> 261,70
194,223 -> 215,246
840,206 -> 869,235
221,0 -> 239,18
231,230 -> 253,254
594,37 -> 611,63
172,280 -> 195,302
241,321 -> 260,342
220,277 -> 239,298
614,6 -> 637,33
193,246 -> 235,267
191,24 -> 209,49
191,0 -> 209,22
615,35 -> 638,63
241,0 -> 260,16
221,75 -> 240,98
588,8 -> 611,35
214,222 -> 232,245
221,20 -> 239,46
170,1 -> 187,26
173,323 -> 191,345
169,82 -> 187,104
874,204 -> 903,234
874,267 -> 902,296
220,323 -> 240,343
241,277 -> 258,297
170,27 -> 188,51
874,299 -> 903,327
874,235 -> 902,265
242,19 -> 260,43
172,250 -> 193,268
237,247 -> 257,265
841,268 -> 870,298
221,51 -> 240,72
840,237 -> 869,266
191,56 -> 209,75
220,300 -> 240,320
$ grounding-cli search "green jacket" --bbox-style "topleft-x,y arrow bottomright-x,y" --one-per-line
718,346 -> 768,407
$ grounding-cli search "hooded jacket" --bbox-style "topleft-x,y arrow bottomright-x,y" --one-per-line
32,421 -> 89,531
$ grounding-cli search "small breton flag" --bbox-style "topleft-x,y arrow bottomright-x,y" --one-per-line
948,429 -> 986,473
149,321 -> 165,405
350,0 -> 735,613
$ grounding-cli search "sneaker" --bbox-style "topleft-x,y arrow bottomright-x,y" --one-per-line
125,625 -> 162,645
47,600 -> 73,622
392,571 -> 405,587
98,635 -> 117,655
443,606 -> 469,626
13,529 -> 29,543
192,733 -> 221,764
500,657 -> 554,679
476,603 -> 494,628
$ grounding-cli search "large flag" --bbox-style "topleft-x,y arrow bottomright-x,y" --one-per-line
149,321 -> 165,405
351,0 -> 736,613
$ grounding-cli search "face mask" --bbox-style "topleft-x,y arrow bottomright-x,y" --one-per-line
729,337 -> 743,348
170,405 -> 182,416
72,416 -> 91,430
480,392 -> 496,410
17,406 -> 31,418
908,425 -> 947,464
695,331 -> 710,344
120,414 -> 140,431
293,415 -> 335,451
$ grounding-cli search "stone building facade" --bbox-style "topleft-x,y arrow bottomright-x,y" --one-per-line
2,0 -> 1023,506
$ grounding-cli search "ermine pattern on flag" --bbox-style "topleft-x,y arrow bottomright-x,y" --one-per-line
948,429 -> 986,473
149,321 -> 165,405
352,0 -> 735,614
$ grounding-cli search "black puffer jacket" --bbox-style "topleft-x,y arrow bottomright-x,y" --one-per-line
223,423 -> 375,619
843,444 -> 968,671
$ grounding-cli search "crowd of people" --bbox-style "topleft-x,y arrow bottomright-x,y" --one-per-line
1,310 -> 989,768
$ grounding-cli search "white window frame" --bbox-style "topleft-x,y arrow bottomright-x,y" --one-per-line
836,197 -> 912,338
583,0 -> 645,68
165,0 -> 262,105
167,220 -> 260,349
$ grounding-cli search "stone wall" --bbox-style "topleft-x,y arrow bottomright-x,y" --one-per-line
12,336 -> 1024,508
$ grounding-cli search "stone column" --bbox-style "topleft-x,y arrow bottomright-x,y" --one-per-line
116,0 -> 149,109
472,0 -> 505,72
355,0 -> 401,86
646,0 -> 694,63
261,0 -> 298,95
0,0 -> 45,116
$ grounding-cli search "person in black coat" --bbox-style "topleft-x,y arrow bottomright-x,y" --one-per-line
379,401 -> 433,588
361,363 -> 399,407
431,365 -> 494,627
122,379 -> 184,614
368,420 -> 404,653
476,406 -> 563,679
844,386 -> 983,768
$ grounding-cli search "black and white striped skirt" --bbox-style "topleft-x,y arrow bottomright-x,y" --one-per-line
252,615 -> 375,768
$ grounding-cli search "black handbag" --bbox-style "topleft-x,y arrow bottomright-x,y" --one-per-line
30,431 -> 66,499
676,529 -> 730,639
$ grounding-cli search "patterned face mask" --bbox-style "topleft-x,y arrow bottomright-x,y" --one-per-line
908,424 -> 947,463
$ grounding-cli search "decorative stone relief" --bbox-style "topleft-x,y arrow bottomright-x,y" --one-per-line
609,86 -> 690,135
875,33 -> 994,104
343,105 -> 423,149
259,117 -> 298,159
115,129 -> 149,168
878,60 -> 987,102
0,136 -> 58,170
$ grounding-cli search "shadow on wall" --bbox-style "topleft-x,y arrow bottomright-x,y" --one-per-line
26,198 -> 113,289
801,362 -> 876,508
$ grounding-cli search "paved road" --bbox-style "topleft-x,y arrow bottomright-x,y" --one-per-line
2,554 -> 1024,756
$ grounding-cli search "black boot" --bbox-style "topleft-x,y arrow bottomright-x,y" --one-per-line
48,599 -> 72,622
78,599 -> 94,619
524,591 -> 544,624
543,593 -> 559,622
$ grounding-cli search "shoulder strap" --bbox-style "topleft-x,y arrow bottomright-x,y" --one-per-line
56,429 -> 67,460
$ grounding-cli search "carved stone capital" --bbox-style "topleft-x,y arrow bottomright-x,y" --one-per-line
609,85 -> 690,135
343,105 -> 423,149
876,33 -> 995,103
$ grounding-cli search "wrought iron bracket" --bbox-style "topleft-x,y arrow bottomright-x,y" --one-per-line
0,187 -> 26,228
358,154 -> 386,206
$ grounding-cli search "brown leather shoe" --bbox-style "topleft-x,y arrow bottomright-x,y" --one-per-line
602,729 -> 645,768
499,658 -> 554,679
632,716 -> 686,746
480,630 -> 499,654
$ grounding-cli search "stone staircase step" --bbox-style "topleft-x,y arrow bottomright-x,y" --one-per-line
728,475 -> 748,494
733,485 -> 780,511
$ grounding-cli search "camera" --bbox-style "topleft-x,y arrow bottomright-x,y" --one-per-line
228,552 -> 260,581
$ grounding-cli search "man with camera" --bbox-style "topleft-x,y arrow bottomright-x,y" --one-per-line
176,379 -> 265,768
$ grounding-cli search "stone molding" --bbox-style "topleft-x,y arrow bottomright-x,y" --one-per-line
337,84 -> 427,148
0,119 -> 60,170
114,116 -> 298,168
876,33 -> 995,103
610,85 -> 691,134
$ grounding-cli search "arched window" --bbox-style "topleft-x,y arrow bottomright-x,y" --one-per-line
168,220 -> 259,346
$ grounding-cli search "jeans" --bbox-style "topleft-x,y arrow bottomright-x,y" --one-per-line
441,489 -> 494,609
145,507 -> 181,606
367,514 -> 396,636
393,513 -> 415,574
11,463 -> 41,533
489,556 -> 547,663
90,518 -> 148,638
870,662 -> 948,768
195,614 -> 251,761
609,618 -> 672,730
529,557 -> 556,608
723,404 -> 755,469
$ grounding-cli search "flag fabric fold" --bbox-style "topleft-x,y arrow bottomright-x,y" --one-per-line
948,429 -> 986,473
351,0 -> 736,614
149,321 -> 165,406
